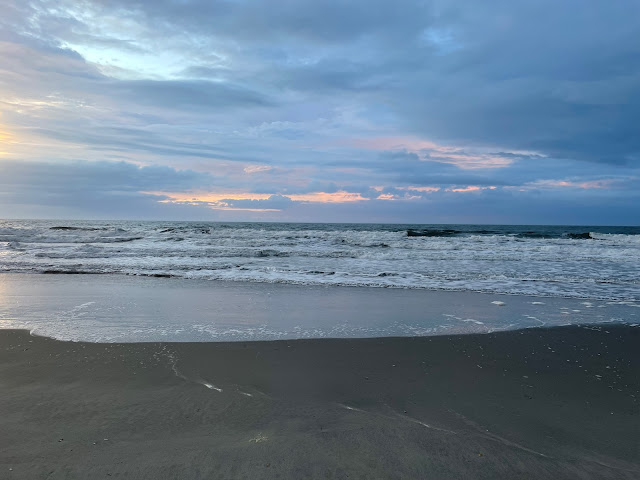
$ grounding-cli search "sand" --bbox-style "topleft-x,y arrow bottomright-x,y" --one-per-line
0,325 -> 638,479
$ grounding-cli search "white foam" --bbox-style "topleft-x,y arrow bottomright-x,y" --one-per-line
0,220 -> 638,303
201,382 -> 222,392
462,319 -> 485,325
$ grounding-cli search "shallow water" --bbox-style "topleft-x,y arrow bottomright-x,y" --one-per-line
0,273 -> 637,342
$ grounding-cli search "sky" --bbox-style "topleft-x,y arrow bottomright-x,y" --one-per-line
0,0 -> 638,224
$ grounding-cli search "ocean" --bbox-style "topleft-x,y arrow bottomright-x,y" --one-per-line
0,220 -> 638,342
1,220 -> 638,300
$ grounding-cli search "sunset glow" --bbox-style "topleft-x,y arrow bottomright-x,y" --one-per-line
0,0 -> 636,223
349,137 -> 518,169
150,190 -> 371,211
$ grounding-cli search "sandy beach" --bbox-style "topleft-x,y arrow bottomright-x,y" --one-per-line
1,324 -> 638,479
2,0 -> 639,476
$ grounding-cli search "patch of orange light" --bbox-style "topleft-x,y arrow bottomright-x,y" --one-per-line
376,193 -> 395,200
0,129 -> 11,142
147,192 -> 274,203
289,192 -> 366,203
146,190 -> 369,207
447,186 -> 497,193
0,123 -> 15,155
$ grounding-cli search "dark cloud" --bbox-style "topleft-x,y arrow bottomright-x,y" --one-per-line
0,160 -> 212,191
0,159 -> 637,224
0,1 -> 638,222
275,187 -> 640,226
114,79 -> 271,110
0,160 -> 218,219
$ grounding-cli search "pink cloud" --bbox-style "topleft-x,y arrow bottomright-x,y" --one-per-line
346,136 -> 518,169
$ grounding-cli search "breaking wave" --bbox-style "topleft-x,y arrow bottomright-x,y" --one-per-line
0,220 -> 638,301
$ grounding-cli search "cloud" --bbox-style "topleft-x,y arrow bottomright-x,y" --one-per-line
0,158 -> 637,224
113,79 -> 271,110
0,159 -> 212,191
214,194 -> 295,211
0,160 -> 218,219
0,1 -> 638,223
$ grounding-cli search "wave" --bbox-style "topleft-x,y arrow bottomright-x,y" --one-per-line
1,220 -> 638,301
255,249 -> 290,257
0,235 -> 144,244
50,226 -> 107,231
514,232 -> 555,239
407,229 -> 459,237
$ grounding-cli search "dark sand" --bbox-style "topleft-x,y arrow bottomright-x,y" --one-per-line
0,325 -> 638,479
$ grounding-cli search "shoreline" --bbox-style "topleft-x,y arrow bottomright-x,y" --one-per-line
20,320 -> 637,344
2,272 -> 637,343
1,324 -> 638,479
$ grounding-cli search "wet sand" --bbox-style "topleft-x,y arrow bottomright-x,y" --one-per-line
0,325 -> 638,479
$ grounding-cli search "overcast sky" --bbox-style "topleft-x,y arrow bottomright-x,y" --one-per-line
1,0 -> 638,224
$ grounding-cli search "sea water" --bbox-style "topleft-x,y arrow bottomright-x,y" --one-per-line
0,220 -> 638,300
0,220 -> 638,342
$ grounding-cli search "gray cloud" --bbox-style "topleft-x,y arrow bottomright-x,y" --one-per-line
0,160 -> 218,219
0,160 -> 213,192
113,79 -> 272,110
217,194 -> 295,210
0,159 -> 637,224
0,1 -> 638,223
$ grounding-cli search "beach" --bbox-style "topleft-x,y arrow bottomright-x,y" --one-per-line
1,324 -> 638,479
0,222 -> 638,478
2,0 -> 639,475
